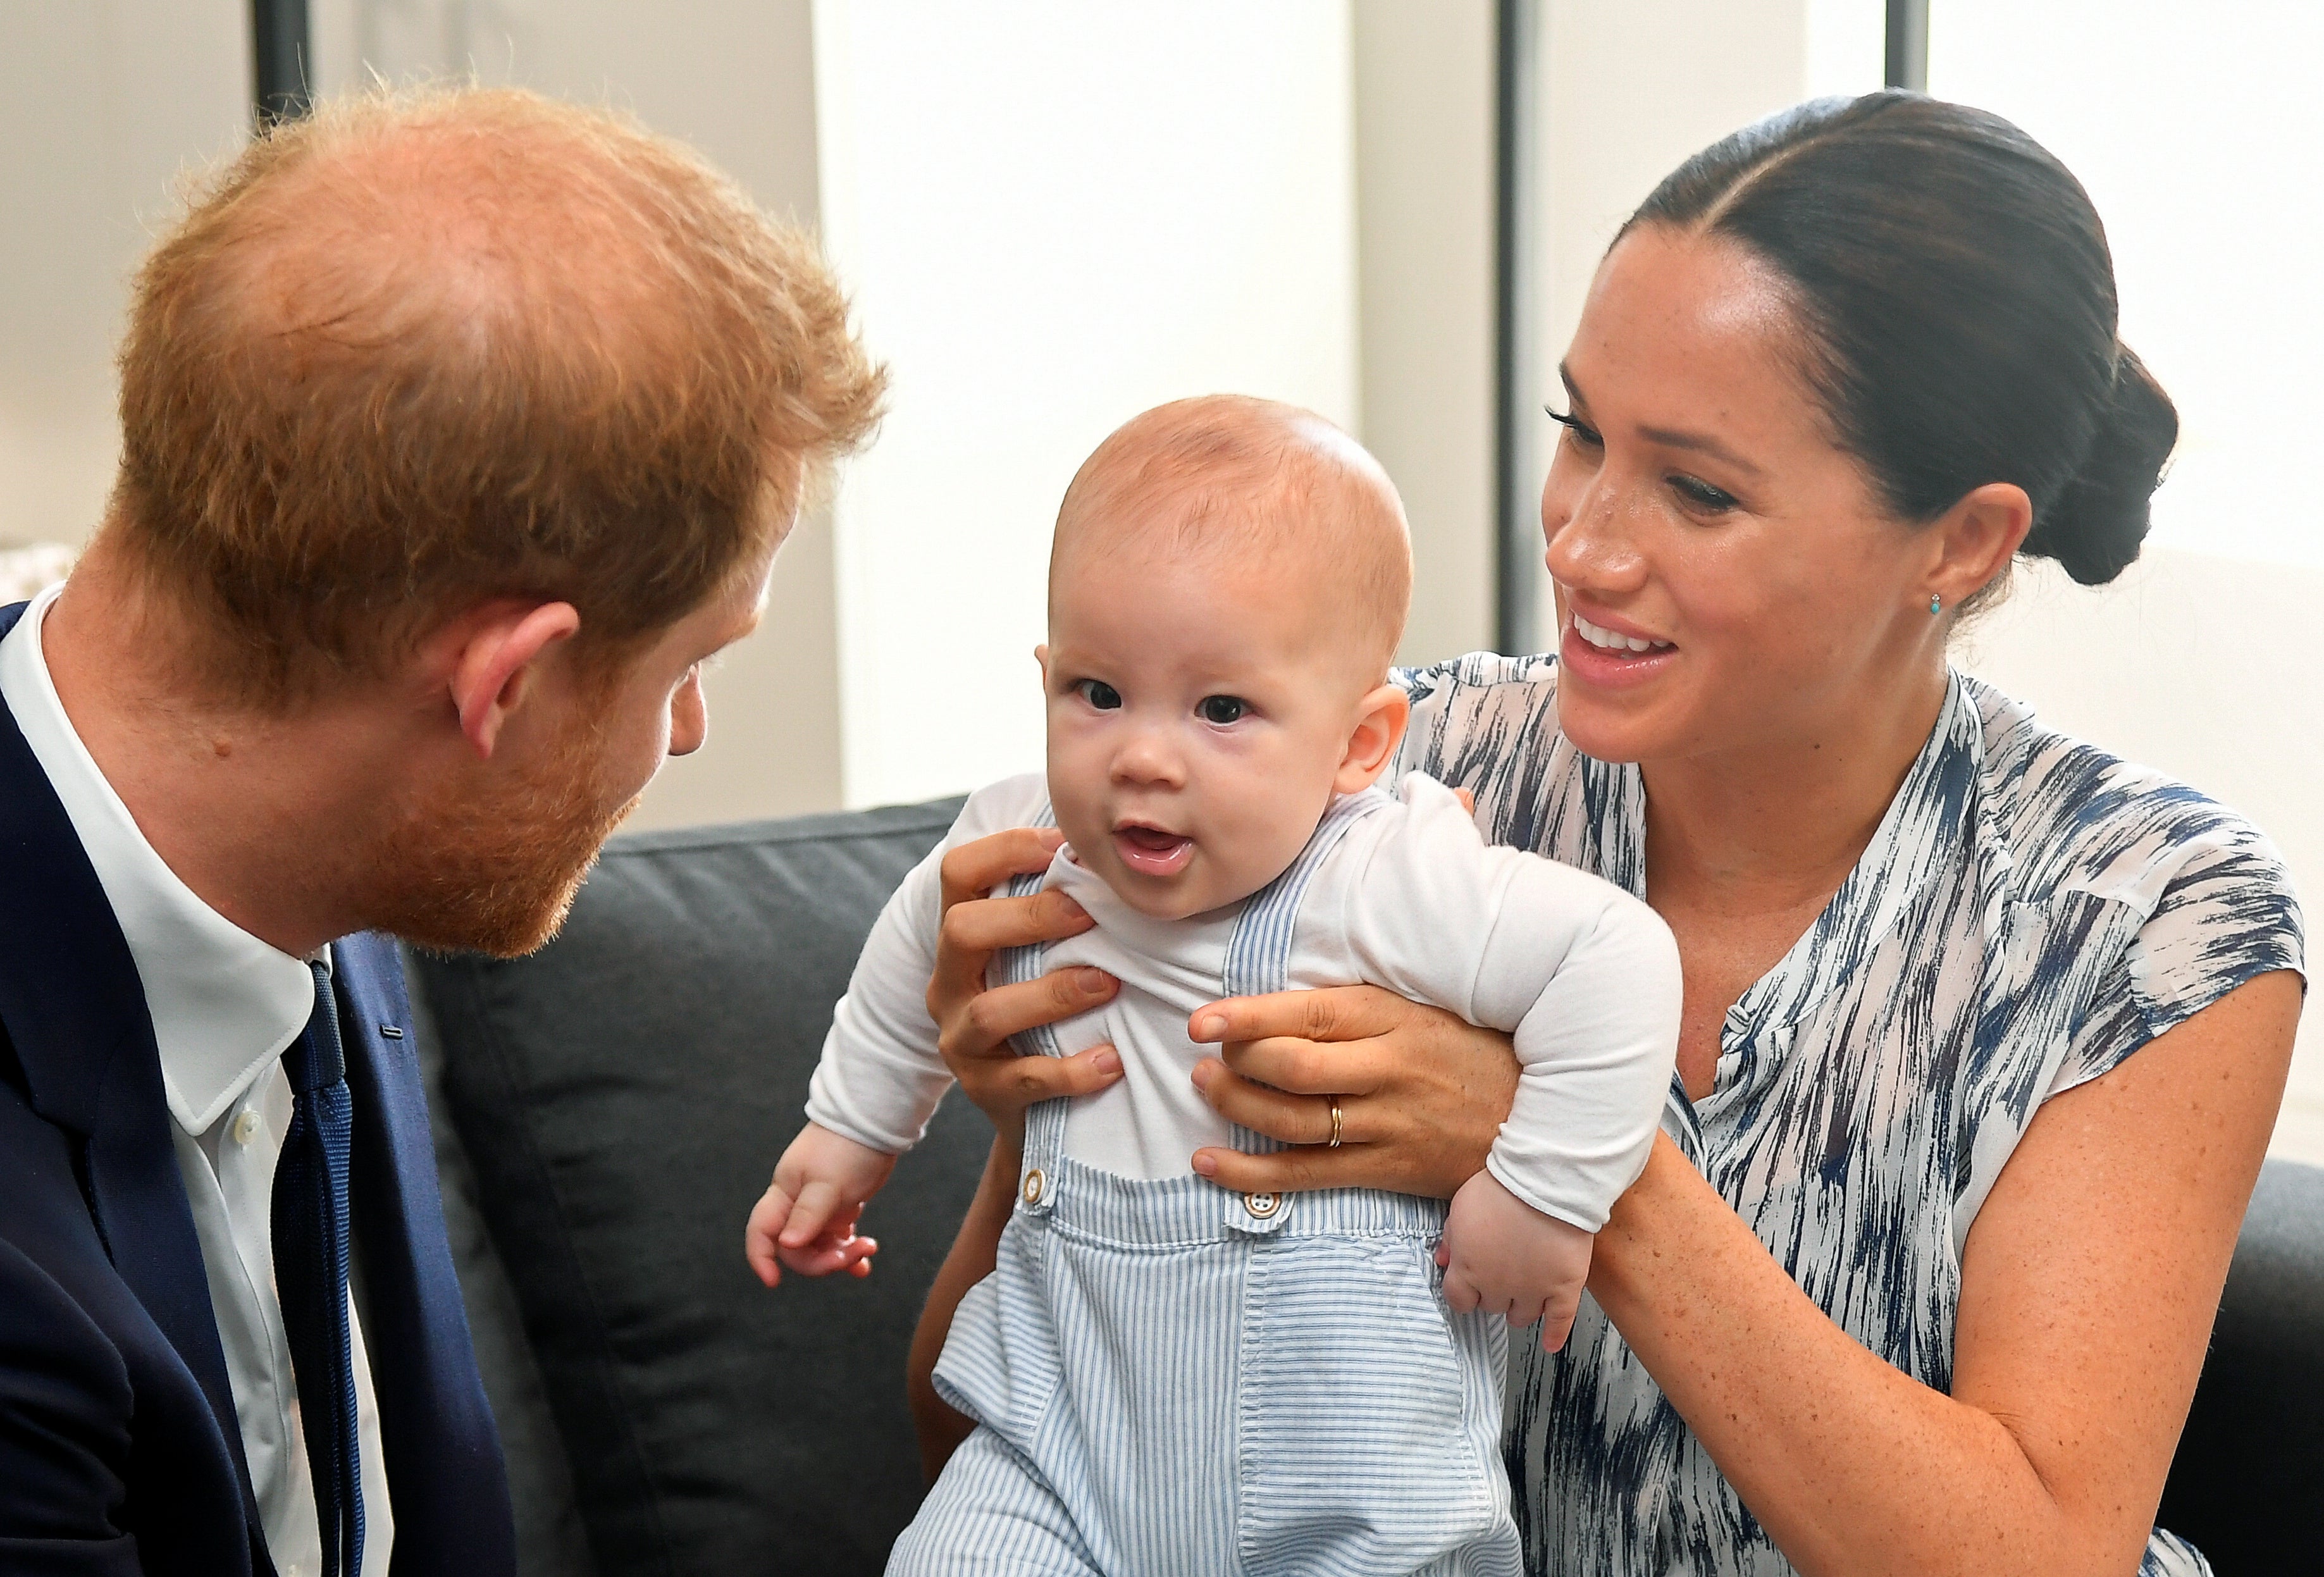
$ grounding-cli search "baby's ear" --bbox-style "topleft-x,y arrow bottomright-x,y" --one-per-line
1333,683 -> 1411,794
1034,644 -> 1051,686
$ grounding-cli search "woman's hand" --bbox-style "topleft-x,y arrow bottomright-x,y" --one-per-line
909,824 -> 1125,1479
926,826 -> 1125,1141
1184,985 -> 1520,1198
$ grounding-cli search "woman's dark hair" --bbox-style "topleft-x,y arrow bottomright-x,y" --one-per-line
1627,92 -> 2175,588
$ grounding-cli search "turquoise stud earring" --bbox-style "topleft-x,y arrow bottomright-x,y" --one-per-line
1929,593 -> 1942,615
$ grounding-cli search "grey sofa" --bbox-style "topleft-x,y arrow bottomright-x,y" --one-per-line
407,799 -> 2324,1577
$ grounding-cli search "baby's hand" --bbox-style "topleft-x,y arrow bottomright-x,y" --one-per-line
1436,1169 -> 1594,1352
745,1123 -> 898,1289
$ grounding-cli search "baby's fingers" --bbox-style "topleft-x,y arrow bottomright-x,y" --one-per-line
1536,1294 -> 1579,1354
779,1230 -> 881,1279
744,1187 -> 793,1287
1441,1260 -> 1485,1315
779,1180 -> 844,1248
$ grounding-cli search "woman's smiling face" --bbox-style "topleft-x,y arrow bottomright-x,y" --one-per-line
1542,225 -> 1946,767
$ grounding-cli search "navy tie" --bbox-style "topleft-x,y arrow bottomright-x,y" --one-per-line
272,958 -> 365,1577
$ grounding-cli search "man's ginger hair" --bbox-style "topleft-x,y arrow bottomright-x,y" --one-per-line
109,85 -> 885,704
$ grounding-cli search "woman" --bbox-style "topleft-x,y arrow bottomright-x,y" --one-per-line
906,94 -> 2304,1575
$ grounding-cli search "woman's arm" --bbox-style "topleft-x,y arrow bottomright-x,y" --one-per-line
907,1134 -> 1022,1481
1586,970 -> 2297,1577
1194,972 -> 2299,1577
904,828 -> 1125,1478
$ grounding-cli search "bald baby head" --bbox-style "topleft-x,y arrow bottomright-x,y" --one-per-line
1051,395 -> 1412,681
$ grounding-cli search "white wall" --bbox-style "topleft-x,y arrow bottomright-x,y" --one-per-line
1352,1 -> 1497,668
0,1 -> 247,549
812,0 -> 1360,809
1931,0 -> 2324,574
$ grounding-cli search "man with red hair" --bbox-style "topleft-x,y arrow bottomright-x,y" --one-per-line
0,87 -> 881,1577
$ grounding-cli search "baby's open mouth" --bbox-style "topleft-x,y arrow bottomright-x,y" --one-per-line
1113,824 -> 1195,877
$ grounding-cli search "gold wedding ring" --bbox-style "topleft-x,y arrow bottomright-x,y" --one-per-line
1327,1096 -> 1344,1149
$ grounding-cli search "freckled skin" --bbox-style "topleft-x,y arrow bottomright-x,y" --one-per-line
1542,227 -> 1948,778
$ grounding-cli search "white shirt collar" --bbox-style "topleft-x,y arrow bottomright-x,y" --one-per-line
0,583 -> 318,1135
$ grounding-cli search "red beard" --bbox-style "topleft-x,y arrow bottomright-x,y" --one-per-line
367,705 -> 641,958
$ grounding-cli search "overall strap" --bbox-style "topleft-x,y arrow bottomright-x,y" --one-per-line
1223,789 -> 1392,999
1220,789 -> 1392,1169
991,802 -> 1070,1184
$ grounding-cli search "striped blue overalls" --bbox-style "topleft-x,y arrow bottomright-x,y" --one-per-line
889,796 -> 1524,1577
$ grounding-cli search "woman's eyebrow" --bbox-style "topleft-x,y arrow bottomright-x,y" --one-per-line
1558,361 -> 1766,479
1636,424 -> 1766,479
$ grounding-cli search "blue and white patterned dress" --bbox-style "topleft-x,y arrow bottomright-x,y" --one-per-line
1388,655 -> 2304,1577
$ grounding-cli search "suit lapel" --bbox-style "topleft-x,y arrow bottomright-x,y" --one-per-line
0,599 -> 512,1571
338,932 -> 516,1574
0,599 -> 269,1552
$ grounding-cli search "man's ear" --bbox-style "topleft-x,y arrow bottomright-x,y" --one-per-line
1927,481 -> 2032,610
447,602 -> 583,758
1333,683 -> 1411,795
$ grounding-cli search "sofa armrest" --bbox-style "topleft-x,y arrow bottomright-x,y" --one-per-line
2157,1157 -> 2324,1570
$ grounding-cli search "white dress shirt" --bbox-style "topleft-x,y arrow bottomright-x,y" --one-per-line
1,583 -> 393,1577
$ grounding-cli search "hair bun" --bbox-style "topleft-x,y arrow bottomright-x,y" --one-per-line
2022,347 -> 2177,585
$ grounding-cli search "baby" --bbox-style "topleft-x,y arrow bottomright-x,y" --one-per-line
750,396 -> 1681,1575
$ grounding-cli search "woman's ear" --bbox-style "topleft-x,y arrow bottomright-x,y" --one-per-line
1927,481 -> 2033,609
1333,683 -> 1411,794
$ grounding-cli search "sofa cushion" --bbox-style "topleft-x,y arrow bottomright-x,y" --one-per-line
2158,1157 -> 2324,1573
408,960 -> 600,1576
414,798 -> 984,1577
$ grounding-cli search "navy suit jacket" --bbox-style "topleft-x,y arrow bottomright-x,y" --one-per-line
0,600 -> 516,1576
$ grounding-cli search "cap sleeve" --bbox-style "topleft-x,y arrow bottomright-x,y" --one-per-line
2048,818 -> 2305,1100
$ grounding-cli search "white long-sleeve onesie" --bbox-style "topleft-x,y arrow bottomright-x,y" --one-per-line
805,771 -> 1680,1230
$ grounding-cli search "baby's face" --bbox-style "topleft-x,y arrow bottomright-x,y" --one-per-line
1042,544 -> 1376,921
